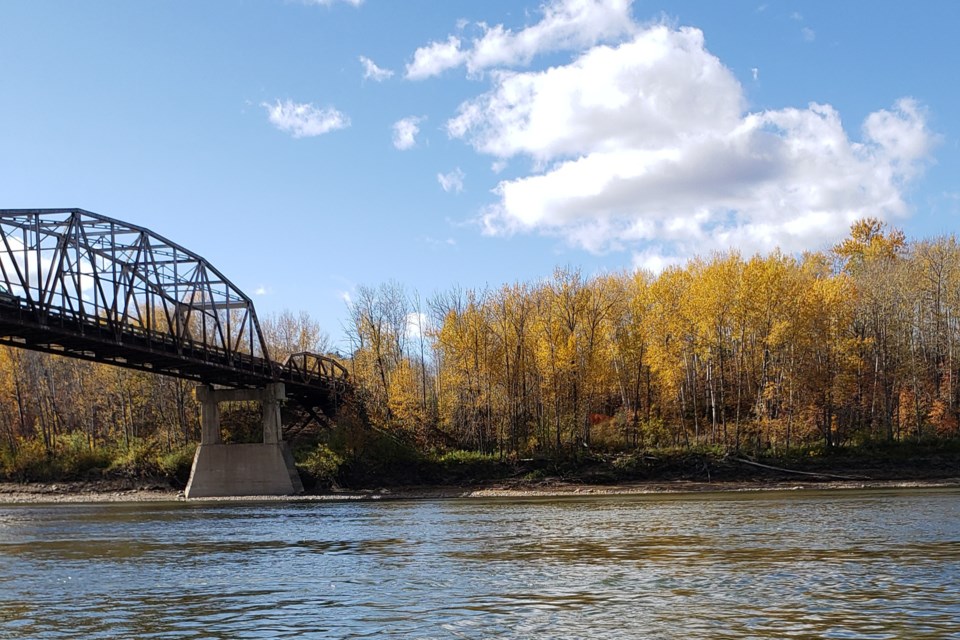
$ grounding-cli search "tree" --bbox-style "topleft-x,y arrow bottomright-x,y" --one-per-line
261,309 -> 331,363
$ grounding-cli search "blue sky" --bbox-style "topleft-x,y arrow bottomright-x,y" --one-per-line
2,0 -> 958,349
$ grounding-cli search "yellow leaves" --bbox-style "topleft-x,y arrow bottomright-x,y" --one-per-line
833,217 -> 906,271
766,319 -> 792,350
352,221 -> 960,452
387,359 -> 425,430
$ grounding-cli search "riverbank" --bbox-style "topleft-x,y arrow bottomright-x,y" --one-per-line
2,476 -> 958,504
4,443 -> 959,503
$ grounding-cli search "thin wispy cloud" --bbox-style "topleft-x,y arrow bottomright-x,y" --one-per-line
360,55 -> 394,82
392,116 -> 424,150
438,167 -> 465,193
263,100 -> 350,138
406,0 -> 633,79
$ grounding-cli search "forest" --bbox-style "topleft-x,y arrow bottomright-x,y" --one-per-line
2,218 -> 960,483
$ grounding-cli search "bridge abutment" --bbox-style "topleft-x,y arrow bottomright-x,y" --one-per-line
185,383 -> 304,498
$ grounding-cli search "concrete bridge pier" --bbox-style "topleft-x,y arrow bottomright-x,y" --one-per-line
184,383 -> 304,498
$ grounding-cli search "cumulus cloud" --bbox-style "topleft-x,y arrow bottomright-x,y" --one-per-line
392,116 -> 424,150
438,168 -> 466,193
445,24 -> 933,264
360,55 -> 393,82
406,36 -> 467,80
406,0 -> 633,79
449,26 -> 744,163
263,100 -> 350,138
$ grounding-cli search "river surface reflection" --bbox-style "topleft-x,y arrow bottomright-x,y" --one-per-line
1,488 -> 958,639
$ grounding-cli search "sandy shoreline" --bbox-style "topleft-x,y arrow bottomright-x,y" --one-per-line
1,477 -> 957,504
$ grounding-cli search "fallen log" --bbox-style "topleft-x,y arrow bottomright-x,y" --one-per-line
733,457 -> 869,481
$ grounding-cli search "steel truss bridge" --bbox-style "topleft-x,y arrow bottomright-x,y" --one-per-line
0,208 -> 349,420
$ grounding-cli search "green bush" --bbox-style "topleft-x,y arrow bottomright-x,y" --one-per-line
157,444 -> 196,485
0,437 -> 53,481
521,468 -> 547,481
639,417 -> 673,449
57,432 -> 111,478
434,449 -> 509,484
612,453 -> 640,473
301,444 -> 344,484
108,438 -> 158,477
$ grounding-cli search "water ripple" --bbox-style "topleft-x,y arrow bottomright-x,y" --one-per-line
1,488 -> 958,639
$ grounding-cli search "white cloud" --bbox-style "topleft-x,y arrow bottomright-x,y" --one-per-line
438,167 -> 466,193
406,0 -> 633,79
254,285 -> 270,296
751,67 -> 759,81
392,116 -> 424,150
263,100 -> 350,138
449,26 -> 744,163
360,55 -> 394,82
801,27 -> 816,42
632,250 -> 683,274
406,36 -> 467,80
446,24 -> 933,261
405,311 -> 430,339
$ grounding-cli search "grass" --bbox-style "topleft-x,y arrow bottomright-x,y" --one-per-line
0,434 -> 197,485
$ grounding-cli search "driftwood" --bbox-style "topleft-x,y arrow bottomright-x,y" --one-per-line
734,457 -> 868,481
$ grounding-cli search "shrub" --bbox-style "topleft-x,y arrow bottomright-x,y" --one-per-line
300,444 -> 344,486
157,444 -> 197,485
1,437 -> 54,481
57,432 -> 111,478
108,438 -> 157,477
522,468 -> 547,481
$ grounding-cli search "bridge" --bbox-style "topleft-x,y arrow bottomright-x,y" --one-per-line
0,208 -> 351,497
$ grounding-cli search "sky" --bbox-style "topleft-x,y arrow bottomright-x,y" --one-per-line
2,0 -> 959,350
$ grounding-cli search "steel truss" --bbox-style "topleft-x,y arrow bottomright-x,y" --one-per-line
0,208 -> 348,415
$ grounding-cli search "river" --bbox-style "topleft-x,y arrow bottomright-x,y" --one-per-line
1,488 -> 958,639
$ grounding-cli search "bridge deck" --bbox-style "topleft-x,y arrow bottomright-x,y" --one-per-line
0,295 -> 347,416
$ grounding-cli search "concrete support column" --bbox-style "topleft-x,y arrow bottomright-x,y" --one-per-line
185,382 -> 304,498
262,382 -> 285,444
195,385 -> 221,445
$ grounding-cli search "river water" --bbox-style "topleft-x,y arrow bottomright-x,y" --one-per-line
0,488 -> 958,639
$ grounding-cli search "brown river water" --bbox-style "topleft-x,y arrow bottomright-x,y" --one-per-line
0,488 -> 958,639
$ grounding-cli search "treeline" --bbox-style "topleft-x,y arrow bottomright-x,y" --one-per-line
347,219 -> 960,455
2,218 -> 960,482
